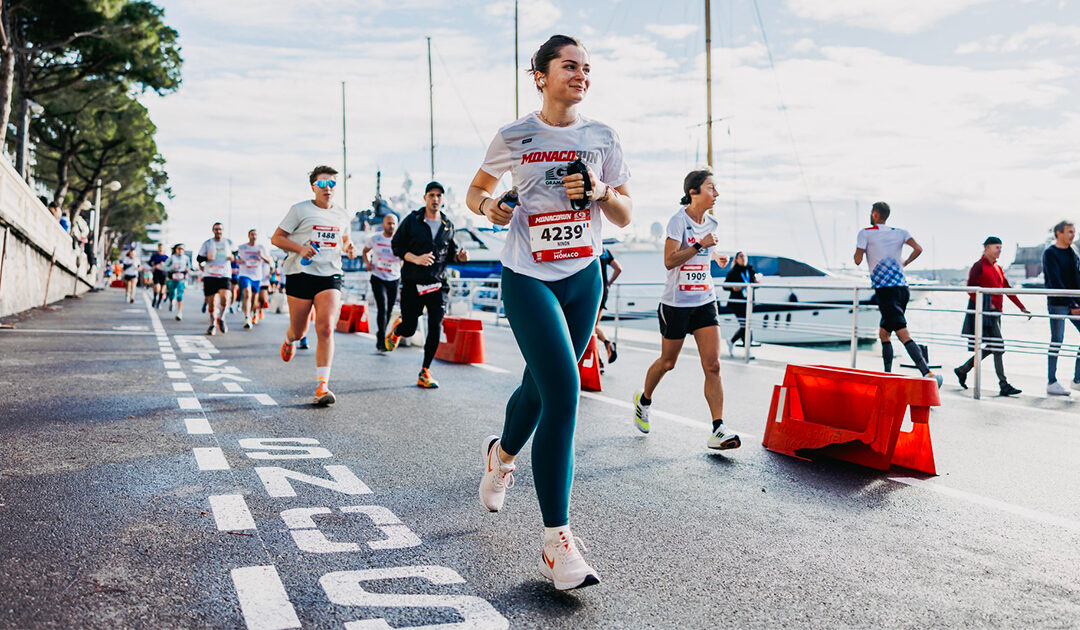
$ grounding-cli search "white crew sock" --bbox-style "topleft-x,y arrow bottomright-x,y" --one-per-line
316,366 -> 331,382
283,336 -> 296,346
544,526 -> 571,543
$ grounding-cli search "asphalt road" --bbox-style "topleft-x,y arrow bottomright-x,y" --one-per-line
1,289 -> 1078,629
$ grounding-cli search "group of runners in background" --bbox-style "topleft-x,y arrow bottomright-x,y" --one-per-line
110,33 -> 963,595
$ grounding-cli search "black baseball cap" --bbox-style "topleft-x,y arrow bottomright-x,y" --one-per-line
425,181 -> 445,194
983,236 -> 1002,246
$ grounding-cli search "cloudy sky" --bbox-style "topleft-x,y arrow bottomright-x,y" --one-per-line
144,0 -> 1079,270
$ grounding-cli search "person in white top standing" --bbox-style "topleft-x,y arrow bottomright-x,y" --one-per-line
632,169 -> 741,451
362,213 -> 402,352
197,222 -> 235,335
466,34 -> 632,591
237,229 -> 273,329
854,201 -> 940,386
271,165 -> 358,406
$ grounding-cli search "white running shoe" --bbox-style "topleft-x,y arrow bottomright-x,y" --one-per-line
479,435 -> 514,512
175,313 -> 182,321
538,527 -> 600,591
1047,381 -> 1071,396
633,391 -> 651,433
726,339 -> 735,357
707,423 -> 742,450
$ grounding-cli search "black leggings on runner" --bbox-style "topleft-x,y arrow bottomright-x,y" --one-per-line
396,282 -> 445,369
370,276 -> 399,342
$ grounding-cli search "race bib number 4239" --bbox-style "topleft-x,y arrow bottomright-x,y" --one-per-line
528,210 -> 593,263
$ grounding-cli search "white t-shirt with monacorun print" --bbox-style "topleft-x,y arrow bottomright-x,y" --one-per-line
661,207 -> 720,308
480,112 -> 631,282
857,224 -> 911,288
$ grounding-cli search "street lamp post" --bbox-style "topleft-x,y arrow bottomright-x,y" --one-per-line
92,178 -> 122,269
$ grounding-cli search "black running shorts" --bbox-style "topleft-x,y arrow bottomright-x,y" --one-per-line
658,302 -> 719,340
203,276 -> 231,296
874,285 -> 910,332
285,273 -> 343,300
152,270 -> 167,285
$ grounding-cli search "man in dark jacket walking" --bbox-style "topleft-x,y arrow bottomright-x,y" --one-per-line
385,181 -> 468,388
1044,220 -> 1080,396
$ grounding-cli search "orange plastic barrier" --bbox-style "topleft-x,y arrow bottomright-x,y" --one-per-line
335,304 -> 369,334
577,335 -> 602,392
335,304 -> 355,332
762,364 -> 939,475
435,316 -> 486,364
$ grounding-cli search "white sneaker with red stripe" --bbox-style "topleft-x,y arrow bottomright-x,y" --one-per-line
538,527 -> 600,590
478,435 -> 514,512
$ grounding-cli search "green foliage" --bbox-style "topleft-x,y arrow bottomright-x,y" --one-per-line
9,0 -> 182,245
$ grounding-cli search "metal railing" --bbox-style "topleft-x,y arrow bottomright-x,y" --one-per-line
345,271 -> 1080,402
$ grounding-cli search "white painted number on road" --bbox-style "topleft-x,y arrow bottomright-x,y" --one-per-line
239,438 -> 332,460
320,565 -> 508,630
255,465 -> 373,498
281,505 -> 420,553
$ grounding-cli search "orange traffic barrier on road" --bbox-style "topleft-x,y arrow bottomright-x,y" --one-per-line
577,335 -> 602,392
762,364 -> 940,474
335,304 -> 370,334
436,316 -> 486,364
335,304 -> 355,332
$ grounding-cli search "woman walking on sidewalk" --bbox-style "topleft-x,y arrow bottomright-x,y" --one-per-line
633,169 -> 741,451
724,251 -> 757,357
466,34 -> 632,590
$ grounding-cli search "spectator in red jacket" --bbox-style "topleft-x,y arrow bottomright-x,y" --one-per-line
954,236 -> 1030,396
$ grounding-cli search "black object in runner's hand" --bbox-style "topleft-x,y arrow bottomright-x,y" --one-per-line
500,186 -> 519,209
567,159 -> 592,211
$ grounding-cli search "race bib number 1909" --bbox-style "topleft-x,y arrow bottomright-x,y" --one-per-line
678,263 -> 711,292
528,210 -> 593,263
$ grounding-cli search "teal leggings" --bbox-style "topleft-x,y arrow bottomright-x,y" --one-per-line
500,260 -> 602,528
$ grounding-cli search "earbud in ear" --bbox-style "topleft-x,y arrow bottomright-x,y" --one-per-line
539,79 -> 546,86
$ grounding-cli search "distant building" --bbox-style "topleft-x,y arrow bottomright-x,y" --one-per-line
1013,241 -> 1050,279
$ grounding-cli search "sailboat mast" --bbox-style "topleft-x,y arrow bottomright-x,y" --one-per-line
341,81 -> 347,210
705,0 -> 713,169
427,36 -> 435,180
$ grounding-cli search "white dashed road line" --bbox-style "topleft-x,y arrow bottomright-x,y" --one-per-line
209,494 -> 257,531
184,418 -> 213,434
193,447 -> 230,471
230,566 -> 301,630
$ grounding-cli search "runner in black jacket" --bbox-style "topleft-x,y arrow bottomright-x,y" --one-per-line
385,181 -> 468,388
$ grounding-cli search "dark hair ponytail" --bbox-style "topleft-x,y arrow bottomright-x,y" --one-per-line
681,168 -> 712,205
529,34 -> 586,92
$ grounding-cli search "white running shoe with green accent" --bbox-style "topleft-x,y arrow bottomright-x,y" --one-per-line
707,423 -> 741,450
633,391 -> 651,434
538,527 -> 600,591
479,435 -> 514,512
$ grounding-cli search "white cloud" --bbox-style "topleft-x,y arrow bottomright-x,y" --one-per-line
138,0 -> 1080,269
956,23 -> 1080,54
644,24 -> 699,40
785,0 -> 992,34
